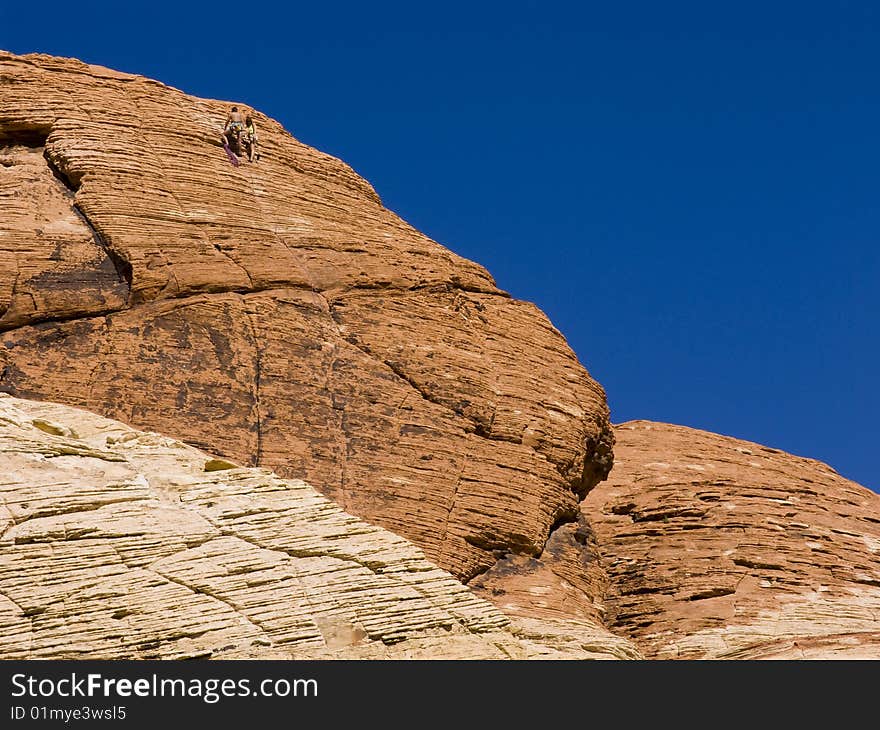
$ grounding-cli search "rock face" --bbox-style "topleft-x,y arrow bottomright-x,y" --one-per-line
588,422 -> 880,658
0,51 -> 613,584
3,51 -> 878,661
0,394 -> 640,659
475,421 -> 880,659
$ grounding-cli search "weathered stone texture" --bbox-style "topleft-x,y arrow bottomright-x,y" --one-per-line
0,394 -> 639,659
0,51 -> 613,583
0,145 -> 127,328
583,422 -> 880,659
4,51 -> 878,661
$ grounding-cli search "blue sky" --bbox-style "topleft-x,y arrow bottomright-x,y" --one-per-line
2,1 -> 877,490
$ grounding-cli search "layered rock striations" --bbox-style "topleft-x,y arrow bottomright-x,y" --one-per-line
0,51 -> 612,585
589,422 -> 880,658
0,394 -> 640,659
473,421 -> 880,659
3,51 -> 879,660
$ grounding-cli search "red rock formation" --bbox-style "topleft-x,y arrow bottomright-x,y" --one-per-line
4,52 -> 878,659
591,422 -> 880,658
473,421 -> 880,658
0,51 -> 613,583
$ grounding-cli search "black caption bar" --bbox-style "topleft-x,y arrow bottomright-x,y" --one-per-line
0,659 -> 863,726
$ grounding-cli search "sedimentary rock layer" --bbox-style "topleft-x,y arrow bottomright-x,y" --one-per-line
0,394 -> 640,659
0,51 -> 613,581
6,52 -> 875,660
474,420 -> 880,659
588,422 -> 880,658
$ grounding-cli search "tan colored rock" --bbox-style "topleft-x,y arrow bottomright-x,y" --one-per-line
0,394 -> 639,659
0,51 -> 613,585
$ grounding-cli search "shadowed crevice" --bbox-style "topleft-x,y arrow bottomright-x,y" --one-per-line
0,124 -> 53,147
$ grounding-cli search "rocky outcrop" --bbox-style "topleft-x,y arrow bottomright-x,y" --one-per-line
0,394 -> 640,659
3,51 -> 878,661
475,421 -> 880,659
587,422 -> 880,658
0,51 -> 613,585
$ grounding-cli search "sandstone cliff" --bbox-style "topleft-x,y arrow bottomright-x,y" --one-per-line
0,51 -> 612,586
2,51 -> 878,660
0,394 -> 640,659
472,421 -> 880,658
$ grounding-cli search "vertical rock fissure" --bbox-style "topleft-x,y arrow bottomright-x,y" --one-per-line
0,261 -> 21,324
437,448 -> 469,565
241,305 -> 264,468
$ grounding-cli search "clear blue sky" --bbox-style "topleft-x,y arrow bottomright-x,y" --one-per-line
3,1 -> 877,490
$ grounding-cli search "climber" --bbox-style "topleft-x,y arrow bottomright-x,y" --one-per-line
223,105 -> 246,155
244,114 -> 260,162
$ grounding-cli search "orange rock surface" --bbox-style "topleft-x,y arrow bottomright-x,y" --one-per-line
3,52 -> 878,659
473,421 -> 880,658
0,51 -> 613,583
590,422 -> 880,658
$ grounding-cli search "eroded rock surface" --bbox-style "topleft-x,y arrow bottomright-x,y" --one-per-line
4,52 -> 876,661
502,421 -> 880,659
0,394 -> 640,659
0,51 -> 613,583
479,421 -> 880,659
588,422 -> 880,658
